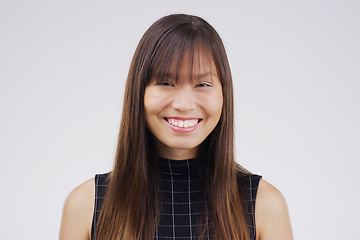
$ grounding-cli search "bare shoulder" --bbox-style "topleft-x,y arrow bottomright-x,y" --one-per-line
255,179 -> 293,240
59,178 -> 95,240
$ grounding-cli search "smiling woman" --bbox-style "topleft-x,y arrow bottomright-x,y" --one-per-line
144,54 -> 223,160
59,14 -> 293,240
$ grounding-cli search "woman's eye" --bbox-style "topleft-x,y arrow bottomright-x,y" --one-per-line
196,82 -> 212,87
156,81 -> 174,87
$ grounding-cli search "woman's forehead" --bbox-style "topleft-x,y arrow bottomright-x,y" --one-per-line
153,50 -> 217,80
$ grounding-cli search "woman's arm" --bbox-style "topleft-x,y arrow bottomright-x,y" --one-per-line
59,178 -> 95,240
255,179 -> 293,240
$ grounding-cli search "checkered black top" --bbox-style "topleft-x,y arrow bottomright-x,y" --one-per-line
91,159 -> 261,240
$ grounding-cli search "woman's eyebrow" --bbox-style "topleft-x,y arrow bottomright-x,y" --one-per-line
153,72 -> 176,80
152,72 -> 217,81
194,72 -> 217,79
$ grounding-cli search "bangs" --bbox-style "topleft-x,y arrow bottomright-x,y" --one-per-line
148,26 -> 217,84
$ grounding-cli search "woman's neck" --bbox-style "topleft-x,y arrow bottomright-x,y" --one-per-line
156,148 -> 198,160
154,139 -> 199,160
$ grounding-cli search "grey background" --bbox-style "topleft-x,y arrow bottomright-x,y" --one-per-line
1,0 -> 359,239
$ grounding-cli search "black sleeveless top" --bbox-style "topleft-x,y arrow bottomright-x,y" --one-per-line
91,159 -> 261,240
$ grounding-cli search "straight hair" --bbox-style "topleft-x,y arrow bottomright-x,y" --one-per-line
96,14 -> 251,240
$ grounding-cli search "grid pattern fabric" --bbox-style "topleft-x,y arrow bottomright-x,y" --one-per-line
242,173 -> 262,239
155,158 -> 210,239
90,173 -> 108,240
91,159 -> 261,240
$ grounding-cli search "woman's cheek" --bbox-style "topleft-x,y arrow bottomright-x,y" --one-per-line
201,92 -> 223,114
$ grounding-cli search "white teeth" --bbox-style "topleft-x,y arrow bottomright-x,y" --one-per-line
167,118 -> 200,128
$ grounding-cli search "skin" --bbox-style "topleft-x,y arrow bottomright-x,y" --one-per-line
59,55 -> 293,240
59,179 -> 94,240
144,55 -> 223,160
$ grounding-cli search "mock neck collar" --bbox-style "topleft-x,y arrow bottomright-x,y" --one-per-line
158,158 -> 199,178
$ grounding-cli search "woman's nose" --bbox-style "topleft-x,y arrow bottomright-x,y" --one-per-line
171,87 -> 196,112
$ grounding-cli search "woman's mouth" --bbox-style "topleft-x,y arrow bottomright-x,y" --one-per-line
164,118 -> 202,133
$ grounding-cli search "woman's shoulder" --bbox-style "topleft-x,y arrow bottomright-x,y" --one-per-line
255,179 -> 293,240
59,178 -> 95,240
64,178 -> 95,212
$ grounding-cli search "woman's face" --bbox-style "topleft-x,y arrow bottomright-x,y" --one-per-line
144,54 -> 223,160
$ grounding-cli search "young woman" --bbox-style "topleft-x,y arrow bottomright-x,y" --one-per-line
60,14 -> 293,240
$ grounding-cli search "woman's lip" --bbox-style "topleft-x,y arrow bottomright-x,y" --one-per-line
165,117 -> 201,120
163,118 -> 202,133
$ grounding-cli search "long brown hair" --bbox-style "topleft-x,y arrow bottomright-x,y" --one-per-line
96,14 -> 251,239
